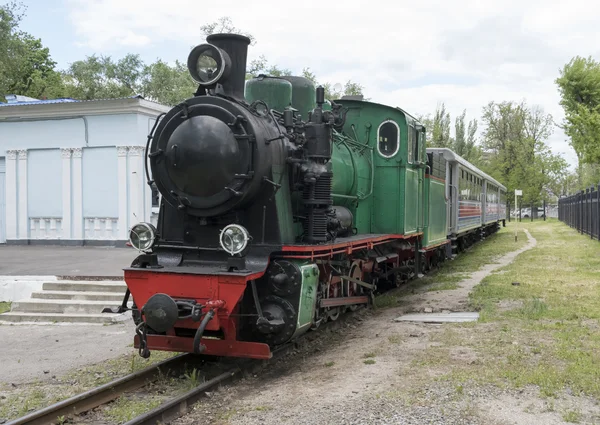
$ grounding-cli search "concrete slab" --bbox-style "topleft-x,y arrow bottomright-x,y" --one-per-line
31,290 -> 125,301
11,299 -> 133,314
0,245 -> 138,277
394,312 -> 479,323
0,276 -> 51,302
0,318 -> 137,384
43,281 -> 127,293
0,311 -> 130,324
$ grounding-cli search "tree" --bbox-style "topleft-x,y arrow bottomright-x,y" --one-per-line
301,68 -> 366,100
246,55 -> 291,80
0,1 -> 62,100
420,103 -> 452,148
454,110 -> 466,155
200,16 -> 256,45
199,17 -> 300,82
61,54 -> 144,100
555,56 -> 600,185
464,118 -> 480,164
479,100 -> 564,203
141,59 -> 197,106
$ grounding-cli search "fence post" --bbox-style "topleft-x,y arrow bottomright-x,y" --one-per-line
530,202 -> 533,222
588,186 -> 594,239
507,201 -> 511,222
585,188 -> 589,236
543,199 -> 546,221
597,183 -> 600,240
581,190 -> 584,234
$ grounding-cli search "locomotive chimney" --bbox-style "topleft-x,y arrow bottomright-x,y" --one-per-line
206,33 -> 251,99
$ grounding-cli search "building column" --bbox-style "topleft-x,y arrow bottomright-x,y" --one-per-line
72,147 -> 83,241
61,148 -> 72,239
117,146 -> 129,240
5,150 -> 18,240
128,146 -> 144,231
17,150 -> 28,240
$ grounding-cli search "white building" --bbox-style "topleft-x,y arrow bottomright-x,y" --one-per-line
0,94 -> 170,245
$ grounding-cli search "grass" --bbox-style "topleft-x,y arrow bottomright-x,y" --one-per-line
0,350 -> 179,421
0,301 -> 11,314
374,224 -> 528,307
414,219 -> 600,401
363,359 -> 376,365
104,395 -> 163,423
562,409 -> 582,423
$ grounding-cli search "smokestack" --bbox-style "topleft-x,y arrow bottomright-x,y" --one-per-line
206,33 -> 251,99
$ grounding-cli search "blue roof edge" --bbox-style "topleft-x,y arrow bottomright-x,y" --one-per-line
0,95 -> 145,107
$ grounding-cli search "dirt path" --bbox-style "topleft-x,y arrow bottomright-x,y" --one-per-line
399,229 -> 537,314
173,229 -> 559,425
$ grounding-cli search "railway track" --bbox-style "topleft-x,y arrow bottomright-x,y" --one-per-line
5,353 -> 196,425
5,338 -> 300,425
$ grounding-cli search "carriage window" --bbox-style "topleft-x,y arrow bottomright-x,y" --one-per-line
377,120 -> 400,158
413,127 -> 420,163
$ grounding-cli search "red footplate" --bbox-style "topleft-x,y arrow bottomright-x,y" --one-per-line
134,335 -> 272,360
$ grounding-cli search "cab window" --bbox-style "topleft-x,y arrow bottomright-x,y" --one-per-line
377,120 -> 400,158
413,127 -> 420,163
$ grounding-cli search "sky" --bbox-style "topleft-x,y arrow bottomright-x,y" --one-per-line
17,0 -> 600,168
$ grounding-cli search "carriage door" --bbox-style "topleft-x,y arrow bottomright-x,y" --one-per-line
0,158 -> 5,243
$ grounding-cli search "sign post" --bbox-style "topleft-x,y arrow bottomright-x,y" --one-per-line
514,190 -> 522,241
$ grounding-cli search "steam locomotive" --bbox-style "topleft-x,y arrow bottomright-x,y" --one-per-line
119,33 -> 507,360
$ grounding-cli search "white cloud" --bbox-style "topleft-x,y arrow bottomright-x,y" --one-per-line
65,0 -> 600,167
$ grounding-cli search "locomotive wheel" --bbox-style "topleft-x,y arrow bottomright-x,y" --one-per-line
327,308 -> 341,321
325,272 -> 341,321
430,253 -> 438,270
345,260 -> 364,312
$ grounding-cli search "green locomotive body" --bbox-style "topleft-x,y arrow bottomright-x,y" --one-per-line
334,100 -> 426,236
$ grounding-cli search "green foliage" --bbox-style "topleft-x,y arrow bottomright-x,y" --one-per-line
0,301 -> 11,313
245,54 -> 292,80
428,103 -> 452,148
141,59 -> 197,106
301,67 -> 366,101
419,104 -> 482,165
479,100 -> 566,203
61,53 -> 144,100
1,12 -> 367,108
555,56 -> 600,191
0,1 -> 62,100
200,16 -> 256,45
556,56 -> 600,166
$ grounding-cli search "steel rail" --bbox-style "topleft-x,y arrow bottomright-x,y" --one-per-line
120,337 -> 309,425
122,342 -> 294,425
6,353 -> 193,425
7,310 -> 356,425
123,368 -> 240,425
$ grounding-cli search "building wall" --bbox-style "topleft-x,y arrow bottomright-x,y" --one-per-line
0,158 -> 5,243
0,112 -> 160,245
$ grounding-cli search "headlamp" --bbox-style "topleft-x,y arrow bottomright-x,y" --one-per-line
219,224 -> 251,255
187,43 -> 231,87
129,222 -> 157,252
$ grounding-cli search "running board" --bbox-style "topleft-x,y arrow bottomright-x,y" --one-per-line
320,296 -> 369,308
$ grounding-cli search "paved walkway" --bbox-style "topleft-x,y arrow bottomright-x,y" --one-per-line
0,319 -> 137,384
0,245 -> 138,277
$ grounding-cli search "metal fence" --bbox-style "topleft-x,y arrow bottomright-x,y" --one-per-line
558,187 -> 600,238
506,201 -> 556,222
